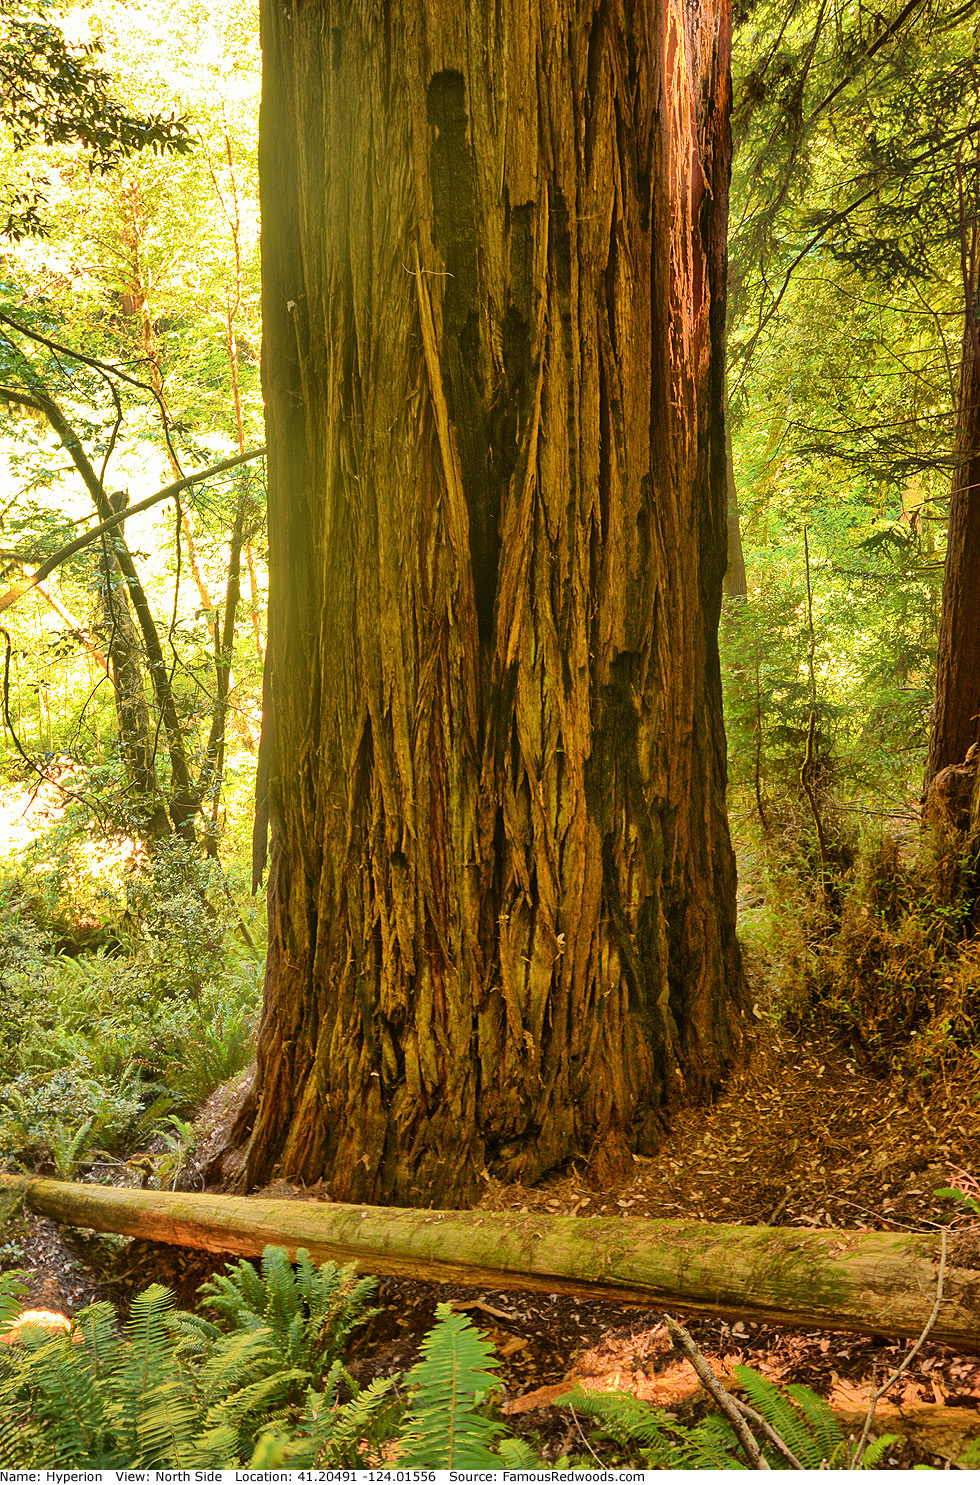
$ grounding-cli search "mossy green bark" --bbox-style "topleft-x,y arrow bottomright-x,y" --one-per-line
0,1177 -> 29,1230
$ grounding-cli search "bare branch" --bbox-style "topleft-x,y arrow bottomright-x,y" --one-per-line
851,1227 -> 948,1467
663,1314 -> 771,1469
0,443 -> 265,614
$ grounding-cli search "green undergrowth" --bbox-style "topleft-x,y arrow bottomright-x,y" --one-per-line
721,576 -> 980,1085
800,831 -> 980,1077
720,583 -> 932,832
0,1247 -> 540,1469
0,839 -> 263,1179
0,1247 -> 899,1469
732,786 -> 980,1086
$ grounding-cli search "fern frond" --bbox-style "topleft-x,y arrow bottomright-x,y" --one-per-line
560,1383 -> 755,1470
5,1333 -> 113,1467
0,1269 -> 30,1335
685,1411 -> 752,1469
294,1249 -> 319,1311
308,1263 -> 379,1367
311,1374 -> 398,1466
169,1308 -> 222,1344
185,1421 -> 239,1468
166,1307 -> 225,1372
0,1250 -> 549,1473
199,1247 -> 377,1381
563,1363 -> 871,1474
259,1245 -> 300,1341
56,1116 -> 94,1177
128,1091 -> 178,1145
202,1366 -> 310,1443
199,1259 -> 267,1325
109,1283 -> 206,1466
856,1432 -> 902,1469
733,1364 -> 830,1467
126,1382 -> 202,1468
216,1364 -> 307,1422
315,1357 -> 347,1408
556,1384 -> 686,1465
398,1304 -> 504,1468
123,1285 -> 177,1378
784,1380 -> 847,1467
496,1434 -> 546,1467
193,1327 -> 280,1411
249,1374 -> 398,1470
0,1408 -> 40,1466
72,1301 -> 121,1381
116,1284 -> 178,1429
284,1310 -> 307,1367
287,1249 -> 378,1372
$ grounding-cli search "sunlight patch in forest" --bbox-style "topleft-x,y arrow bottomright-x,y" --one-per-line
0,763 -> 142,885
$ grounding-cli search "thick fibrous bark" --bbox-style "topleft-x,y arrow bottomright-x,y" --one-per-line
925,292 -> 980,790
234,0 -> 744,1205
5,1175 -> 977,1352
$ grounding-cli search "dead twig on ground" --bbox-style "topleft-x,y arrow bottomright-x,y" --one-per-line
664,1313 -> 771,1469
851,1227 -> 948,1467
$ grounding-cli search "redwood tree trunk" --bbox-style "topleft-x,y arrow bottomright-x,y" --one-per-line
925,283 -> 980,791
230,0 -> 745,1206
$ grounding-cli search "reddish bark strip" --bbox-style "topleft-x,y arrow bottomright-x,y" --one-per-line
925,306 -> 980,789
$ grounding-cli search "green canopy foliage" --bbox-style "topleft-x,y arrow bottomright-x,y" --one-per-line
0,0 -> 193,240
725,0 -> 977,812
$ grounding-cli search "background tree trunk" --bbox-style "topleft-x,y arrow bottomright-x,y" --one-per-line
97,492 -> 171,841
924,270 -> 980,791
230,0 -> 745,1207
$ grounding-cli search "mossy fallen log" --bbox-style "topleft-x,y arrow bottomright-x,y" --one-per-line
4,1173 -> 977,1351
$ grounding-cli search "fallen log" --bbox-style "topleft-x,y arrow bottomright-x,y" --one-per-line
4,1174 -> 978,1351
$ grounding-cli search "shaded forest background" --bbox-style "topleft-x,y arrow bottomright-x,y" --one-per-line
0,0 -> 975,1187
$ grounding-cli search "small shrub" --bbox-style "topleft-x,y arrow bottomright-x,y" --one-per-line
786,831 -> 980,1076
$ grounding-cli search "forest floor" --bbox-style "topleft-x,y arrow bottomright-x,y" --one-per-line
7,1017 -> 980,1468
